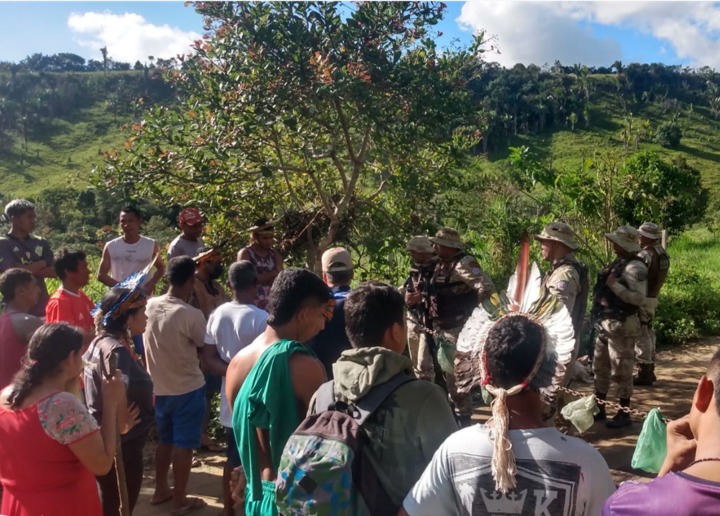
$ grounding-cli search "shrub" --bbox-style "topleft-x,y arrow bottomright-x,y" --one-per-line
654,120 -> 682,148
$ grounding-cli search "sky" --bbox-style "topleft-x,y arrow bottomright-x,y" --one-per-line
0,1 -> 719,69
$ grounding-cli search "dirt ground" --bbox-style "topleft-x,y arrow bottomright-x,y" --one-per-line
134,339 -> 720,516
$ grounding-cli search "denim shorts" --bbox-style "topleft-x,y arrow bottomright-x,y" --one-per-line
154,386 -> 206,449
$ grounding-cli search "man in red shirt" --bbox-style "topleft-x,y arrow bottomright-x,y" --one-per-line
46,249 -> 95,342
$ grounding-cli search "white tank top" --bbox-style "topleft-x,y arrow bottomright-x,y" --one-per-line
106,235 -> 156,282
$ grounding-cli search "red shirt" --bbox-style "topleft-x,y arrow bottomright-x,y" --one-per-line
45,288 -> 95,334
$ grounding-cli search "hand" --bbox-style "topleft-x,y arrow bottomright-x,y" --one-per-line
659,414 -> 696,476
121,403 -> 141,435
605,274 -> 619,288
230,466 -> 247,508
101,369 -> 127,408
405,291 -> 422,307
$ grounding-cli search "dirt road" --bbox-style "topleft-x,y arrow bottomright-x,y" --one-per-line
134,339 -> 719,515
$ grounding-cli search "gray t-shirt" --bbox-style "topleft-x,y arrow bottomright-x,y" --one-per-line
167,234 -> 204,260
0,233 -> 54,317
404,425 -> 616,516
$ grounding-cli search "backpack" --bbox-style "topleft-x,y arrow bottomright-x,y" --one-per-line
275,374 -> 415,516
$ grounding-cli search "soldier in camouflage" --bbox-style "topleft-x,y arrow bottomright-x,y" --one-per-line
534,222 -> 589,417
403,236 -> 438,383
592,226 -> 648,429
634,222 -> 670,387
429,228 -> 495,426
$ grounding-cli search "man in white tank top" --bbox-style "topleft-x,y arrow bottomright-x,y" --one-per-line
97,207 -> 165,295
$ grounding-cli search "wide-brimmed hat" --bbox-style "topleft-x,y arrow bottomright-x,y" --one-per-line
178,208 -> 203,227
406,235 -> 435,253
605,226 -> 641,253
321,247 -> 353,272
638,222 -> 661,240
534,221 -> 580,250
429,227 -> 465,250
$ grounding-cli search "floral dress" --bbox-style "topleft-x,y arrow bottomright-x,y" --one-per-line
0,392 -> 102,516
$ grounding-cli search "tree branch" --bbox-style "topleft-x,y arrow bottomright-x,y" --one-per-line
332,97 -> 357,163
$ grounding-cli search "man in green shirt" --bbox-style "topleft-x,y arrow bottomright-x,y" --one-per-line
226,268 -> 331,516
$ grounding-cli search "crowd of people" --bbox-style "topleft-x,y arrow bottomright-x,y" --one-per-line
0,196 -> 717,516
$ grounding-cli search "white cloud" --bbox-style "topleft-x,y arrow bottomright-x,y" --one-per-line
457,1 -> 720,69
67,11 -> 200,64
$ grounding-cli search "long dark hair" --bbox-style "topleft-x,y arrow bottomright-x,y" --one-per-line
8,323 -> 83,409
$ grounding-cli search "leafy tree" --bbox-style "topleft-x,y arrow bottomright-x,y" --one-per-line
95,1 -> 483,268
617,151 -> 708,234
655,119 -> 683,148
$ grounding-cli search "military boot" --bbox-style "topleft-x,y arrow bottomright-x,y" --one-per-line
634,363 -> 655,387
593,392 -> 607,422
606,398 -> 632,429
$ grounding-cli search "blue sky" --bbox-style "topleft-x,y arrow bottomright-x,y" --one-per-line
0,2 -> 716,68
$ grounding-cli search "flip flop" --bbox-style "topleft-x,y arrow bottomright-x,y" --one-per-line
149,493 -> 173,505
171,497 -> 207,516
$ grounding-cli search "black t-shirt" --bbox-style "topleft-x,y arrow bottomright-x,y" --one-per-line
83,335 -> 154,442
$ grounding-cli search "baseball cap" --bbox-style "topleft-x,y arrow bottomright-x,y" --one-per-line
178,208 -> 203,227
321,247 -> 353,272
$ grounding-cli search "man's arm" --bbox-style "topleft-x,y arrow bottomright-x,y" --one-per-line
202,344 -> 229,377
144,242 -> 165,294
11,313 -> 43,342
607,261 -> 647,306
289,354 -> 327,414
97,245 -> 117,287
36,240 -> 56,278
547,266 -> 580,313
455,255 -> 495,301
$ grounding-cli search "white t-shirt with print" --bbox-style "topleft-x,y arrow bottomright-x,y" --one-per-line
205,301 -> 269,427
404,425 -> 616,516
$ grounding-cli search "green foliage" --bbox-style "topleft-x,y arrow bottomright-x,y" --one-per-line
655,120 -> 683,148
96,1 -> 483,268
617,152 -> 708,233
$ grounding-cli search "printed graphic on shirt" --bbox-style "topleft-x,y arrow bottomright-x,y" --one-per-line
450,454 -> 580,516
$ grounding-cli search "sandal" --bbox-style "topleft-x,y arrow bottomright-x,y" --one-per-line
171,497 -> 207,516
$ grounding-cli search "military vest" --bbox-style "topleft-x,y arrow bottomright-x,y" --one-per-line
431,253 -> 479,330
544,256 -> 589,336
643,244 -> 670,298
593,256 -> 644,321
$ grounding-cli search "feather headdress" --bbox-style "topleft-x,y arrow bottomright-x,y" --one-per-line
455,234 -> 576,493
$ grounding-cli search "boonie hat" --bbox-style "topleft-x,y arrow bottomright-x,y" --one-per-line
637,222 -> 661,240
406,236 -> 435,254
534,221 -> 580,250
605,226 -> 641,253
322,247 -> 353,272
429,227 -> 465,250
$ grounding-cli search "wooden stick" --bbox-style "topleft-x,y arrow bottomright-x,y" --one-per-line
106,353 -> 130,516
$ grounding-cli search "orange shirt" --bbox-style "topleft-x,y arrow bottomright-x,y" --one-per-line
46,288 -> 96,334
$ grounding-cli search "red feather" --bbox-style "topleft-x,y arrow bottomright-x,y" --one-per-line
512,233 -> 530,304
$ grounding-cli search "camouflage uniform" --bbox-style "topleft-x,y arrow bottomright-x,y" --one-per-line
429,228 -> 495,420
402,236 -> 437,383
592,226 -> 648,427
534,222 -> 589,420
635,223 -> 670,368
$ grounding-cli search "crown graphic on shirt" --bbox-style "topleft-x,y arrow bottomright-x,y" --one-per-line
480,488 -> 527,514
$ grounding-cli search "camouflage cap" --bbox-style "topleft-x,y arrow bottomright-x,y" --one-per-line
637,222 -> 661,240
534,221 -> 580,250
605,225 -> 641,253
406,235 -> 435,253
429,227 -> 465,250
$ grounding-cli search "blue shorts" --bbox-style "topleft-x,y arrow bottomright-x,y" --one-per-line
154,386 -> 206,449
225,426 -> 241,468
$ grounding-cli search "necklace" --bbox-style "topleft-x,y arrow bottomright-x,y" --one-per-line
688,458 -> 720,467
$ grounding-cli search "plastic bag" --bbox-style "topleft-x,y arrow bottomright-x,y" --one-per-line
436,336 -> 456,374
560,394 -> 598,434
631,408 -> 667,474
